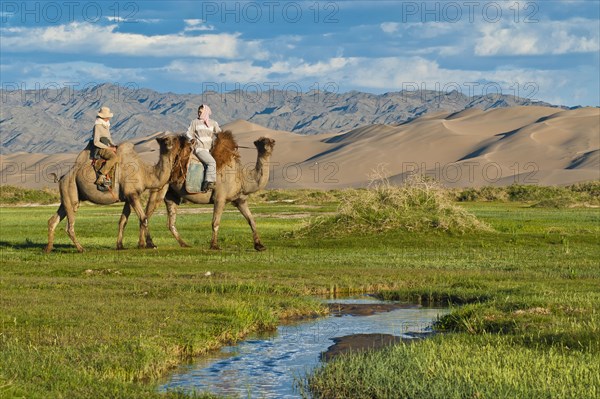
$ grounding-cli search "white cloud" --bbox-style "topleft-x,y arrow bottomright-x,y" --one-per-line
164,57 -> 355,85
165,60 -> 271,83
106,16 -> 161,23
190,56 -> 589,104
3,57 -> 597,105
106,16 -> 126,23
380,22 -> 400,34
1,61 -> 147,87
475,19 -> 599,56
184,19 -> 215,32
0,22 -> 266,59
160,56 -> 552,100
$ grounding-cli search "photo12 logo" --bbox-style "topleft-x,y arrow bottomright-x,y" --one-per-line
200,81 -> 340,105
200,1 -> 339,24
398,1 -> 539,23
1,82 -> 140,104
400,81 -> 540,104
0,1 -> 140,24
401,161 -> 539,184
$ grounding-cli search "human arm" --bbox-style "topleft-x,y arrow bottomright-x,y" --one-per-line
184,120 -> 196,142
93,124 -> 114,149
213,121 -> 222,134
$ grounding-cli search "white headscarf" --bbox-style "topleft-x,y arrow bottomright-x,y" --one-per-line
199,104 -> 212,127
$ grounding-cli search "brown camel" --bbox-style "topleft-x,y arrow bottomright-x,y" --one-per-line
44,135 -> 185,253
140,131 -> 276,251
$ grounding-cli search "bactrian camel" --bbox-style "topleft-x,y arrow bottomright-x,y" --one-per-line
44,135 -> 185,252
139,131 -> 276,251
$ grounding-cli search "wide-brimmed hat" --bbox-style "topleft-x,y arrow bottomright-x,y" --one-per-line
97,106 -> 113,118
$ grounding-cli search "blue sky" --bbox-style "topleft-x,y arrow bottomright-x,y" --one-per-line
1,0 -> 599,106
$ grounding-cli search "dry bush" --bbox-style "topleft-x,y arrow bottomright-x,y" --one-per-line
296,168 -> 491,237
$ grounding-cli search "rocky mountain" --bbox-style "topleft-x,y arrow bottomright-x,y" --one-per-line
1,83 -> 561,154
2,107 -> 597,190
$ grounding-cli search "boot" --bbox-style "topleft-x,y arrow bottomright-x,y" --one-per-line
95,175 -> 106,185
202,181 -> 215,192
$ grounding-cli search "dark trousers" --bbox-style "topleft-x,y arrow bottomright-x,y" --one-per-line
96,147 -> 117,175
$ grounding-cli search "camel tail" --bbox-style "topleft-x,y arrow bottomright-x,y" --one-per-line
49,173 -> 60,183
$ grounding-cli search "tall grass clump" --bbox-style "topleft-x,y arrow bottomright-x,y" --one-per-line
297,172 -> 491,236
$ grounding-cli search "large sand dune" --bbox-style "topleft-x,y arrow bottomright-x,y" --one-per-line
1,106 -> 598,190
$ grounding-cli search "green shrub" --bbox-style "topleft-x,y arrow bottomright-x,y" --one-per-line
455,186 -> 508,202
0,185 -> 60,205
456,182 -> 600,207
568,181 -> 600,197
532,196 -> 578,208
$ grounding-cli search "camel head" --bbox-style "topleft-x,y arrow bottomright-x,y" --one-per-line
156,135 -> 179,154
253,137 -> 276,157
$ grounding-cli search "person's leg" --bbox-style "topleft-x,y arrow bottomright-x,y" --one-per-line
194,149 -> 217,183
96,148 -> 117,184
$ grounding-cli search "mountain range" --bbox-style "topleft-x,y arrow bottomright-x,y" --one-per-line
1,106 -> 598,189
1,83 -> 562,154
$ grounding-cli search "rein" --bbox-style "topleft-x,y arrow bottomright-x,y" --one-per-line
171,151 -> 188,183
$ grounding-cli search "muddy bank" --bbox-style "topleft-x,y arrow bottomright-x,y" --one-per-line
321,331 -> 435,361
327,302 -> 420,317
321,302 -> 437,361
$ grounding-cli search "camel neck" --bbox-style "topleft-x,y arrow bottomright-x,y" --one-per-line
254,153 -> 270,187
146,150 -> 173,189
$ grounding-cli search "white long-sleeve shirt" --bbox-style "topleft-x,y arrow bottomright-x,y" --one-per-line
185,119 -> 221,151
92,119 -> 115,149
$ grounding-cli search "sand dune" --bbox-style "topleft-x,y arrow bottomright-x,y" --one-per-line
1,106 -> 598,190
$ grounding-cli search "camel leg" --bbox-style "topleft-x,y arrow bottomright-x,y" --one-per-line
116,202 -> 131,250
165,198 -> 190,247
144,187 -> 168,249
64,203 -> 84,253
44,204 -> 67,253
210,200 -> 226,250
233,199 -> 266,251
127,195 -> 150,249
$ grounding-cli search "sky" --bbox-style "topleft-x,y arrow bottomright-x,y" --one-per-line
1,0 -> 599,106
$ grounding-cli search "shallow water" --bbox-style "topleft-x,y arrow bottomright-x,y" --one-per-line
160,298 -> 448,398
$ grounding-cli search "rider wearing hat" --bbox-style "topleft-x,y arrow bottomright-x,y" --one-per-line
93,106 -> 117,185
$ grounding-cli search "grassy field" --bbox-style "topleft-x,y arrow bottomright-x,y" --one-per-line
0,187 -> 599,398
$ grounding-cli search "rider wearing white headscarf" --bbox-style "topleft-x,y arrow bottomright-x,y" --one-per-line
185,104 -> 221,191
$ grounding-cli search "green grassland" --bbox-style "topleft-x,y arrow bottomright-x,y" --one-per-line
0,185 -> 599,398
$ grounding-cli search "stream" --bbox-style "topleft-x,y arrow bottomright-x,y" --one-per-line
160,297 -> 448,398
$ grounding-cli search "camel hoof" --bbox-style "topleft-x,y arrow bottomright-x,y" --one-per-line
43,247 -> 52,254
77,247 -> 85,253
179,242 -> 191,248
254,243 -> 267,251
210,244 -> 221,251
116,245 -> 125,250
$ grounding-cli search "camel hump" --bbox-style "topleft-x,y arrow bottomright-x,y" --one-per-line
218,130 -> 236,144
116,142 -> 135,155
212,130 -> 240,168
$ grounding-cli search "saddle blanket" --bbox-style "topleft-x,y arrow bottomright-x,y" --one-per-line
185,159 -> 205,194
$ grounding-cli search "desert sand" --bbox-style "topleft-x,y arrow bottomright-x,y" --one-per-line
1,106 -> 598,190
